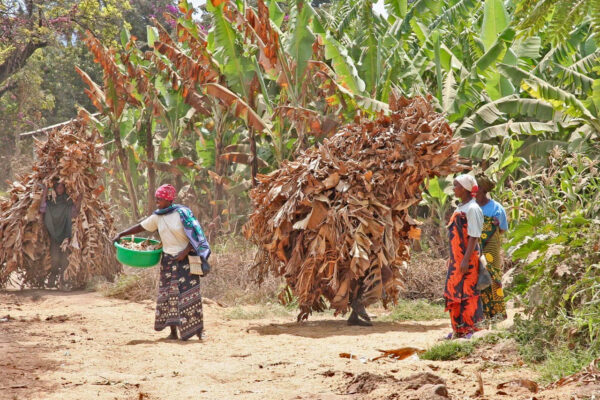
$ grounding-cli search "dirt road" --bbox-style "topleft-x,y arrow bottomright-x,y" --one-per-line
0,290 -> 593,400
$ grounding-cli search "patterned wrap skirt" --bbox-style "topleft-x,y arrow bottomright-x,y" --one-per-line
155,253 -> 204,340
479,224 -> 507,322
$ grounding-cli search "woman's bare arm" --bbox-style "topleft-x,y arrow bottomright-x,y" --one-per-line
460,236 -> 479,274
112,224 -> 146,242
39,184 -> 48,213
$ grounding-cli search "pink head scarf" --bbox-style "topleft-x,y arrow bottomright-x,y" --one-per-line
155,184 -> 176,201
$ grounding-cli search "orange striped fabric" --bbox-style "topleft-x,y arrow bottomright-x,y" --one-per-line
444,211 -> 484,335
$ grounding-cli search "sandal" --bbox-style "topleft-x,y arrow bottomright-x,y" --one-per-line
442,332 -> 454,340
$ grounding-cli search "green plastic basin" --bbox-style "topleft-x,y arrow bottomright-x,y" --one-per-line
114,237 -> 162,268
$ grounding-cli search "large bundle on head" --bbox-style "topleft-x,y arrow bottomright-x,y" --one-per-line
244,95 -> 465,319
0,119 -> 120,288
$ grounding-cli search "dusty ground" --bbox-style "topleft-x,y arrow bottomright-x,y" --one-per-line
1,290 -> 597,400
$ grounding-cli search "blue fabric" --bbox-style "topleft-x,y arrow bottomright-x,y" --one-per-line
480,199 -> 508,231
154,204 -> 211,260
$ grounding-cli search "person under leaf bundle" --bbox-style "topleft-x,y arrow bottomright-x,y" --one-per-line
113,184 -> 211,341
39,181 -> 80,289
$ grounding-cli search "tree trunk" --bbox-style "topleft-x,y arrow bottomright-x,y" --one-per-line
145,116 -> 156,215
0,81 -> 17,98
0,41 -> 47,86
112,123 -> 140,220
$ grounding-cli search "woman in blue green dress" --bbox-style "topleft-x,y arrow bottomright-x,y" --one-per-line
475,176 -> 508,323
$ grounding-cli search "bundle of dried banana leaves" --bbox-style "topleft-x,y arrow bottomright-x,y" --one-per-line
0,119 -> 119,288
244,95 -> 465,319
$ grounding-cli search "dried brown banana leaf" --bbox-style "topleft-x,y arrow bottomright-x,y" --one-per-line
244,95 -> 466,318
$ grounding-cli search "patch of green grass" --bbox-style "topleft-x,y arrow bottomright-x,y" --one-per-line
473,330 -> 510,346
510,314 -> 600,384
382,299 -> 446,322
421,340 -> 475,361
224,303 -> 292,320
535,346 -> 598,385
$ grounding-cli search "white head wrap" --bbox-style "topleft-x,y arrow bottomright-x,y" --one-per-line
455,174 -> 478,194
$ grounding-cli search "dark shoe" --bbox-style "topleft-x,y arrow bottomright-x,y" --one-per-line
347,311 -> 373,326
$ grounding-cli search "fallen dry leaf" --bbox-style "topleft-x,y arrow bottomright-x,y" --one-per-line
548,357 -> 600,388
475,372 -> 484,397
372,347 -> 425,361
497,379 -> 539,393
339,353 -> 359,360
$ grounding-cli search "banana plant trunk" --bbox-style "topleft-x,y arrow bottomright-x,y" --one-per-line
145,115 -> 156,215
249,77 -> 259,187
112,122 -> 140,220
249,127 -> 258,187
214,126 -> 224,221
212,105 -> 225,221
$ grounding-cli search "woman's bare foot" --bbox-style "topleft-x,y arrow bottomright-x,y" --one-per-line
166,326 -> 178,340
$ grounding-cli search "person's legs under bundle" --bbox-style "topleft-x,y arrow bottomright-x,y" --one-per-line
347,284 -> 373,326
57,246 -> 69,289
48,241 -> 67,288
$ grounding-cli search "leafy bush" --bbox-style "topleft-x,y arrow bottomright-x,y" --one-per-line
505,150 -> 600,363
535,346 -> 597,384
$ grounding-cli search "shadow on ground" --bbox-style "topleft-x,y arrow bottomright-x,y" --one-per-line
7,288 -> 92,300
248,319 -> 449,338
126,338 -> 202,346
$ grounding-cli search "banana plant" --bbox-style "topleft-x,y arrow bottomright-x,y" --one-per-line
514,0 -> 600,45
493,22 -> 600,157
76,33 -> 144,219
422,176 -> 454,242
205,0 -> 371,164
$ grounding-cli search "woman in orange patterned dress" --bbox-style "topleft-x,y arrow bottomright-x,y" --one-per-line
444,175 -> 484,339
